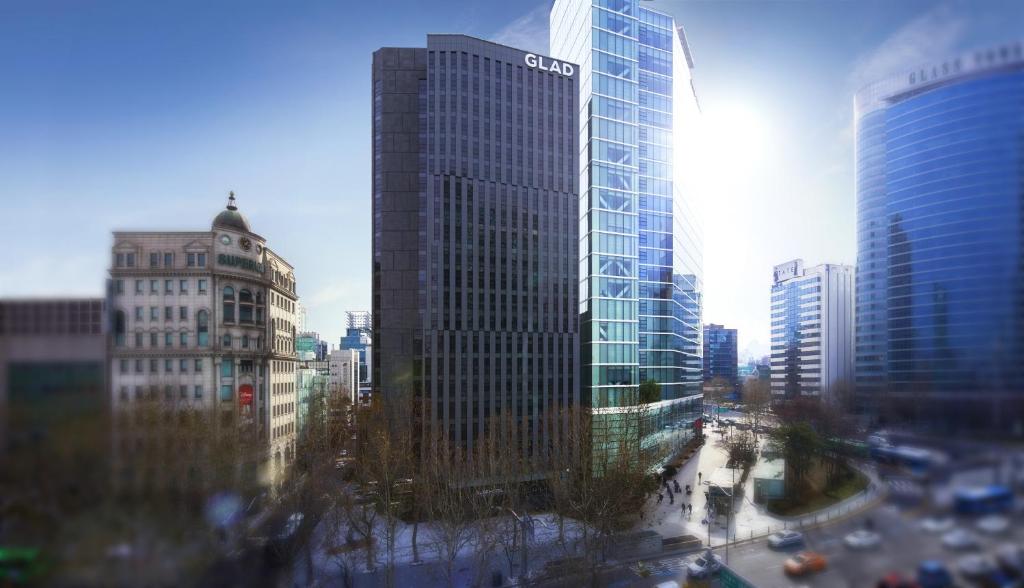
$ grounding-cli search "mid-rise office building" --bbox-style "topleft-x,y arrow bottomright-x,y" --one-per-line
550,0 -> 704,465
703,324 -> 738,393
770,260 -> 854,401
339,310 -> 372,401
372,35 -> 580,460
855,41 -> 1024,432
108,194 -> 299,487
0,298 -> 107,452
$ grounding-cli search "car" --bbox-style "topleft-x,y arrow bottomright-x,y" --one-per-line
942,528 -> 979,550
784,551 -> 828,576
919,516 -> 955,533
957,554 -> 997,579
976,515 -> 1010,535
995,544 -> 1024,576
653,582 -> 681,588
845,529 -> 882,550
767,530 -> 804,549
876,572 -> 921,588
686,550 -> 723,578
917,560 -> 954,588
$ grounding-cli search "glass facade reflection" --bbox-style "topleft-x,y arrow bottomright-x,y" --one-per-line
855,42 -> 1024,432
551,0 -> 704,466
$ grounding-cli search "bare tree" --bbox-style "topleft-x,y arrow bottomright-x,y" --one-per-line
742,378 -> 772,437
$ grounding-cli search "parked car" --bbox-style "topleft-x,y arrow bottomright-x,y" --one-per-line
957,554 -> 997,579
919,516 -> 955,533
976,515 -> 1010,535
876,572 -> 921,588
767,530 -> 804,549
784,551 -> 828,576
995,544 -> 1024,576
917,560 -> 954,588
845,529 -> 882,550
942,528 -> 979,550
686,550 -> 723,578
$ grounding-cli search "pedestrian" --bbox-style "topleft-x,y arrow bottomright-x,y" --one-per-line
658,493 -> 663,504
682,503 -> 686,516
669,493 -> 674,505
688,503 -> 693,516
698,471 -> 702,484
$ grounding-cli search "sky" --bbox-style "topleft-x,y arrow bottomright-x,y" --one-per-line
0,0 -> 1020,355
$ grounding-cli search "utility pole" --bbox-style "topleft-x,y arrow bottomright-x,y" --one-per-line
727,466 -> 735,563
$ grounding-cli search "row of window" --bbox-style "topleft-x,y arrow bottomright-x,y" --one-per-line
114,278 -> 209,296
118,384 -> 205,401
113,251 -> 208,269
119,358 -> 204,374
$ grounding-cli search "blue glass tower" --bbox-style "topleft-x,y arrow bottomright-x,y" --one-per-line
551,0 -> 704,466
855,41 -> 1024,433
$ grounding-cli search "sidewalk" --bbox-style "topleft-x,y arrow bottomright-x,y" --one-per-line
634,424 -> 884,548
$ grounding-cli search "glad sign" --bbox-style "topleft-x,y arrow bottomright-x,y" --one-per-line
525,53 -> 574,76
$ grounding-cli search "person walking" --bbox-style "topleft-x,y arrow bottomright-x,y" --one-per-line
688,503 -> 693,517
658,492 -> 664,504
698,471 -> 702,484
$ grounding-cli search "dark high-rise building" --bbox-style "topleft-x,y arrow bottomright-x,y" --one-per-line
703,324 -> 738,393
854,41 -> 1024,433
372,35 -> 580,458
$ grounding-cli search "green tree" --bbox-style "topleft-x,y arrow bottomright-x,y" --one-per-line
639,379 -> 661,404
771,422 -> 821,496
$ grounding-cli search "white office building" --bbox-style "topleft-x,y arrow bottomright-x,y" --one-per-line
770,259 -> 854,401
108,193 -> 299,487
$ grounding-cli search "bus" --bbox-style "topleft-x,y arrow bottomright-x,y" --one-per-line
954,485 -> 1014,516
871,445 -> 944,479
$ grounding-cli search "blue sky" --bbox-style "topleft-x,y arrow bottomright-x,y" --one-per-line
0,0 -> 1020,354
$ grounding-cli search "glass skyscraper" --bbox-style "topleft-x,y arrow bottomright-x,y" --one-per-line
703,324 -> 738,394
550,0 -> 704,466
855,41 -> 1024,433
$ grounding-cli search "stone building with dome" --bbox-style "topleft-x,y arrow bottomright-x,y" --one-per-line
108,193 -> 299,489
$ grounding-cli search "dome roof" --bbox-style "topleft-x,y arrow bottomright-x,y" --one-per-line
212,192 -> 251,233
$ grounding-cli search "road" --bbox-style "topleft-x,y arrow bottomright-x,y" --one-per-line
617,494 -> 1024,588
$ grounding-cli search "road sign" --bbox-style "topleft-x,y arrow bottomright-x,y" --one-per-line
719,564 -> 756,588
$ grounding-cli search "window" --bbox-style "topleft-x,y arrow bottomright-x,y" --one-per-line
115,253 -> 125,267
187,253 -> 196,267
242,334 -> 249,349
198,279 -> 208,294
119,386 -> 128,401
221,359 -> 234,377
239,289 -> 253,323
164,332 -> 172,347
135,359 -> 143,373
197,310 -> 209,346
179,306 -> 187,320
165,280 -> 173,294
119,359 -> 128,374
179,385 -> 188,399
135,280 -> 143,294
126,253 -> 135,267
195,359 -> 203,372
113,310 -> 126,347
180,359 -> 188,373
180,332 -> 188,347
150,332 -> 157,347
150,280 -> 158,294
164,385 -> 173,401
114,280 -> 124,294
223,334 -> 232,348
164,252 -> 173,267
220,385 -> 233,401
149,359 -> 158,373
164,306 -> 172,321
134,306 -> 143,321
223,286 -> 235,322
194,385 -> 203,399
180,280 -> 188,293
198,253 -> 207,267
150,252 -> 159,267
150,307 -> 158,321
134,332 -> 143,347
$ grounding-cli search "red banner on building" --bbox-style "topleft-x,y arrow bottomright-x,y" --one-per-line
239,384 -> 254,406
